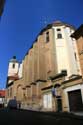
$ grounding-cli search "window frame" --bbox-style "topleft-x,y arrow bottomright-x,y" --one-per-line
12,63 -> 15,68
57,33 -> 62,39
57,28 -> 61,31
46,31 -> 50,43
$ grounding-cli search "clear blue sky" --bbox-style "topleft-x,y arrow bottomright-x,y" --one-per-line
0,0 -> 83,89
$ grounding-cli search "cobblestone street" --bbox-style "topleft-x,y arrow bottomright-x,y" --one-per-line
0,108 -> 83,125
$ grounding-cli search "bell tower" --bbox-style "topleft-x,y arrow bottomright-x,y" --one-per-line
7,56 -> 19,86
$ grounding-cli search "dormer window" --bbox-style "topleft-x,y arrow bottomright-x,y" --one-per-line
12,63 -> 15,68
46,32 -> 49,43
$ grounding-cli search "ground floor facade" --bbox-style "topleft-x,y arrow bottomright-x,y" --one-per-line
6,74 -> 83,112
62,79 -> 83,112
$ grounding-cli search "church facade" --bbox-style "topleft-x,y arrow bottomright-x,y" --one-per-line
6,21 -> 83,112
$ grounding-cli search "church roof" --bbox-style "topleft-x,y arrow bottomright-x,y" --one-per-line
39,20 -> 76,35
10,56 -> 18,63
10,59 -> 18,63
0,90 -> 5,97
25,20 -> 76,56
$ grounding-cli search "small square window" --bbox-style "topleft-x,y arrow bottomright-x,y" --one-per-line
57,33 -> 62,39
57,28 -> 61,31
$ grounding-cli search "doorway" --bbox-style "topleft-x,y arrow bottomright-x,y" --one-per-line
68,89 -> 83,112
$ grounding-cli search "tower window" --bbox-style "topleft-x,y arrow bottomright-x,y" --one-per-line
46,32 -> 49,42
74,52 -> 77,60
12,63 -> 15,68
57,33 -> 62,39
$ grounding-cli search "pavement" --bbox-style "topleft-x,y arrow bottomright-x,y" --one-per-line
0,108 -> 83,124
73,112 -> 83,116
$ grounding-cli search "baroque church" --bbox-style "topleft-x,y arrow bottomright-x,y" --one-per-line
6,21 -> 83,112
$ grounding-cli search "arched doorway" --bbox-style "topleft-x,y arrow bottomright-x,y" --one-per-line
16,85 -> 23,101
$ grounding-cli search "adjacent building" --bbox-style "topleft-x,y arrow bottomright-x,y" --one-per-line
71,24 -> 83,77
0,90 -> 5,108
0,0 -> 5,16
6,21 -> 83,112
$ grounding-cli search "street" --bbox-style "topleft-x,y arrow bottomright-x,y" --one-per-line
0,108 -> 83,124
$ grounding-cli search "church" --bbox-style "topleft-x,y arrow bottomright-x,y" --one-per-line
6,21 -> 83,112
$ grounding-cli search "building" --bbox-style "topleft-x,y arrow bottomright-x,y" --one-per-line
61,24 -> 83,112
61,75 -> 83,112
6,56 -> 23,103
44,23 -> 83,112
6,21 -> 82,112
71,24 -> 83,77
0,90 -> 5,108
39,21 -> 82,112
0,0 -> 5,16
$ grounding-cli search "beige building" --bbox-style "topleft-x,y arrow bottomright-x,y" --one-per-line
6,21 -> 83,112
42,73 -> 83,112
71,24 -> 83,77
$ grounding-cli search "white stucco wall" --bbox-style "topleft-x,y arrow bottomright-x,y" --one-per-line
18,63 -> 23,78
8,62 -> 19,76
52,26 -> 81,78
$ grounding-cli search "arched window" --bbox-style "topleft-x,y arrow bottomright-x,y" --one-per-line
46,32 -> 49,42
12,63 -> 15,68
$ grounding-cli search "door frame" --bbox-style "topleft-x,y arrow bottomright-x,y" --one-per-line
64,84 -> 83,112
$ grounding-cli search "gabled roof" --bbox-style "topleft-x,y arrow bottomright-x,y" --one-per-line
10,56 -> 18,63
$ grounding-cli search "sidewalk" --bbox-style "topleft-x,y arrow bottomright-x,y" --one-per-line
73,112 -> 83,116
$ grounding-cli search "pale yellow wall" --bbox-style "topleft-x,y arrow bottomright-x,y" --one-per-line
7,24 -> 82,111
77,37 -> 83,77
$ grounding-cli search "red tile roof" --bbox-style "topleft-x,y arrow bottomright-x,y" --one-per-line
0,90 -> 5,97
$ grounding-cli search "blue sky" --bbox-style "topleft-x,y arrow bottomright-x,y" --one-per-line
0,0 -> 83,89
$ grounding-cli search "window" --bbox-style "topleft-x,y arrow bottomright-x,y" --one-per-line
57,33 -> 62,39
46,32 -> 49,42
57,28 -> 61,31
74,52 -> 77,60
43,93 -> 52,109
12,63 -> 15,68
